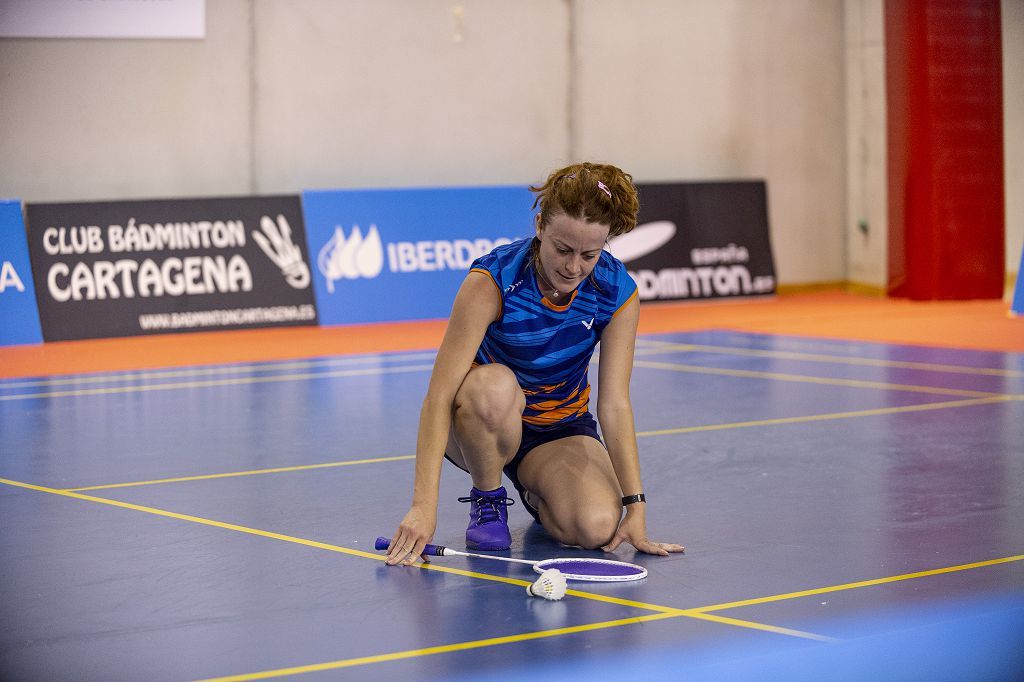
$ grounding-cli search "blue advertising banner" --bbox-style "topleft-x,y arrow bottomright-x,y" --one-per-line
0,200 -> 44,346
302,187 -> 534,325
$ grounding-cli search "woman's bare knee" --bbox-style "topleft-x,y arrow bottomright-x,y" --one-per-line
455,365 -> 524,429
545,504 -> 619,550
574,506 -> 621,549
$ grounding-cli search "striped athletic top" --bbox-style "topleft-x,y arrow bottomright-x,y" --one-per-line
469,238 -> 638,427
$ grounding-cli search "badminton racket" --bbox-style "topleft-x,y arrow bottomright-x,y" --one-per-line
375,536 -> 647,582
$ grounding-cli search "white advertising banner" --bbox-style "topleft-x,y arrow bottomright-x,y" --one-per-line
0,0 -> 205,39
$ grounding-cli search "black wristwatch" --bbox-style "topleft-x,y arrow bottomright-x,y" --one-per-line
621,493 -> 646,506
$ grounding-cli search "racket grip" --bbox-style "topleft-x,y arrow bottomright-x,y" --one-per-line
374,536 -> 446,556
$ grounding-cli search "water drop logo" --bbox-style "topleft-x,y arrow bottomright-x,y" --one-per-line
317,225 -> 385,292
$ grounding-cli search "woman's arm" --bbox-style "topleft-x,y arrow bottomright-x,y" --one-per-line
385,271 -> 501,565
596,295 -> 685,556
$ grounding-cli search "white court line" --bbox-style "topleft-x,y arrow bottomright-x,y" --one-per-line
0,351 -> 439,390
0,364 -> 435,402
5,336 -> 1019,401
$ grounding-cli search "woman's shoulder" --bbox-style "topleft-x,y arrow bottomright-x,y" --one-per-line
483,237 -> 530,261
589,250 -> 637,308
471,238 -> 531,282
594,249 -> 633,284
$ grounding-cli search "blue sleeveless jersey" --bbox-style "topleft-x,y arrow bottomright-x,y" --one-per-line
469,238 -> 638,427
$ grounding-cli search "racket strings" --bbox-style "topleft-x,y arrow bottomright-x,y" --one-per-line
536,558 -> 647,581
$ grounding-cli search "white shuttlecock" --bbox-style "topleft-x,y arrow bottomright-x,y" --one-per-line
527,568 -> 567,601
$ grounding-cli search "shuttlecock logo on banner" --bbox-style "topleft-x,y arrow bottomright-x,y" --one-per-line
317,225 -> 385,292
253,214 -> 311,289
606,221 -> 677,263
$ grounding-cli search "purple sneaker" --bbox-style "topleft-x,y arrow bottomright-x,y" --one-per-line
458,486 -> 514,550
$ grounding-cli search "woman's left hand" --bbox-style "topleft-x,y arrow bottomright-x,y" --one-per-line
601,504 -> 685,556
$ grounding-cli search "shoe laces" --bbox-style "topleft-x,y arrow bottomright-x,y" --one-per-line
458,492 -> 514,524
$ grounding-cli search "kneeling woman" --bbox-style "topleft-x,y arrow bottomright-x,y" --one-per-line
386,162 -> 684,565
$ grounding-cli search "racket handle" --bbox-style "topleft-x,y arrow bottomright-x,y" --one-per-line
374,536 -> 446,556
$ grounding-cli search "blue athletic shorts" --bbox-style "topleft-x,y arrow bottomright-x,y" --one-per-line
445,412 -> 603,524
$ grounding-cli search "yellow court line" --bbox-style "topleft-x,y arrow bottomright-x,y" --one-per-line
0,476 -> 377,558
0,352 -> 439,391
0,476 -> 679,615
64,396 -> 1018,493
0,364 -> 435,401
0,474 -> 833,652
635,395 -> 1014,438
683,612 -> 837,642
555,587 -> 683,615
633,340 -> 1024,378
633,359 -> 1004,399
24,460 -> 1023,677
63,455 -> 417,492
693,554 -> 1024,614
194,613 -> 681,682
14,474 -> 1022,680
195,610 -> 833,681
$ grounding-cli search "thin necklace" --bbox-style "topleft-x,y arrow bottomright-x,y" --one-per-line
535,264 -> 560,299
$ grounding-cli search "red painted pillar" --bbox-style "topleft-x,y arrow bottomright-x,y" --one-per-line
886,0 -> 1004,299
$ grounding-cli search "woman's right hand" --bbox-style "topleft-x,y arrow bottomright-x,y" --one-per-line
385,504 -> 437,566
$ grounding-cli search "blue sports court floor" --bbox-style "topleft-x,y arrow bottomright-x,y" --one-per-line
1,330 -> 1022,680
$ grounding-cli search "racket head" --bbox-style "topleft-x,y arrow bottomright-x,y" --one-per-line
534,557 -> 647,582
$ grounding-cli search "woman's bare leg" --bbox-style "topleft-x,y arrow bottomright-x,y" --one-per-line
443,363 -> 525,550
516,436 -> 621,549
444,363 -> 525,488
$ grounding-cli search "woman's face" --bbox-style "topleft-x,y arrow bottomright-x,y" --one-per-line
535,213 -> 610,297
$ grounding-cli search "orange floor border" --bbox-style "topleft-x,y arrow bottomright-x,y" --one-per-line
1,291 -> 1020,379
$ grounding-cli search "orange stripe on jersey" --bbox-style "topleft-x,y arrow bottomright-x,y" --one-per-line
522,404 -> 589,426
612,288 -> 639,317
522,380 -> 567,396
523,384 -> 591,425
540,289 -> 578,312
528,386 -> 589,412
470,267 -> 504,320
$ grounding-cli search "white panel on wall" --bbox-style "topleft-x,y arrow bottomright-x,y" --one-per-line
574,0 -> 846,285
844,0 -> 887,290
253,0 -> 570,192
0,0 -> 251,202
1004,0 -> 1024,281
0,0 -> 205,39
760,0 -> 845,286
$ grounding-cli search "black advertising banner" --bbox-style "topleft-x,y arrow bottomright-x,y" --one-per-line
25,195 -> 318,341
609,182 -> 776,301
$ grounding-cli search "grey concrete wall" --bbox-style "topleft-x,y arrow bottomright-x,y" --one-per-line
0,0 -> 252,201
252,0 -> 570,191
575,0 -> 846,286
0,1 -> 1018,286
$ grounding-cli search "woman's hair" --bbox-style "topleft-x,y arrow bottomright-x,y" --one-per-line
529,162 -> 640,238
